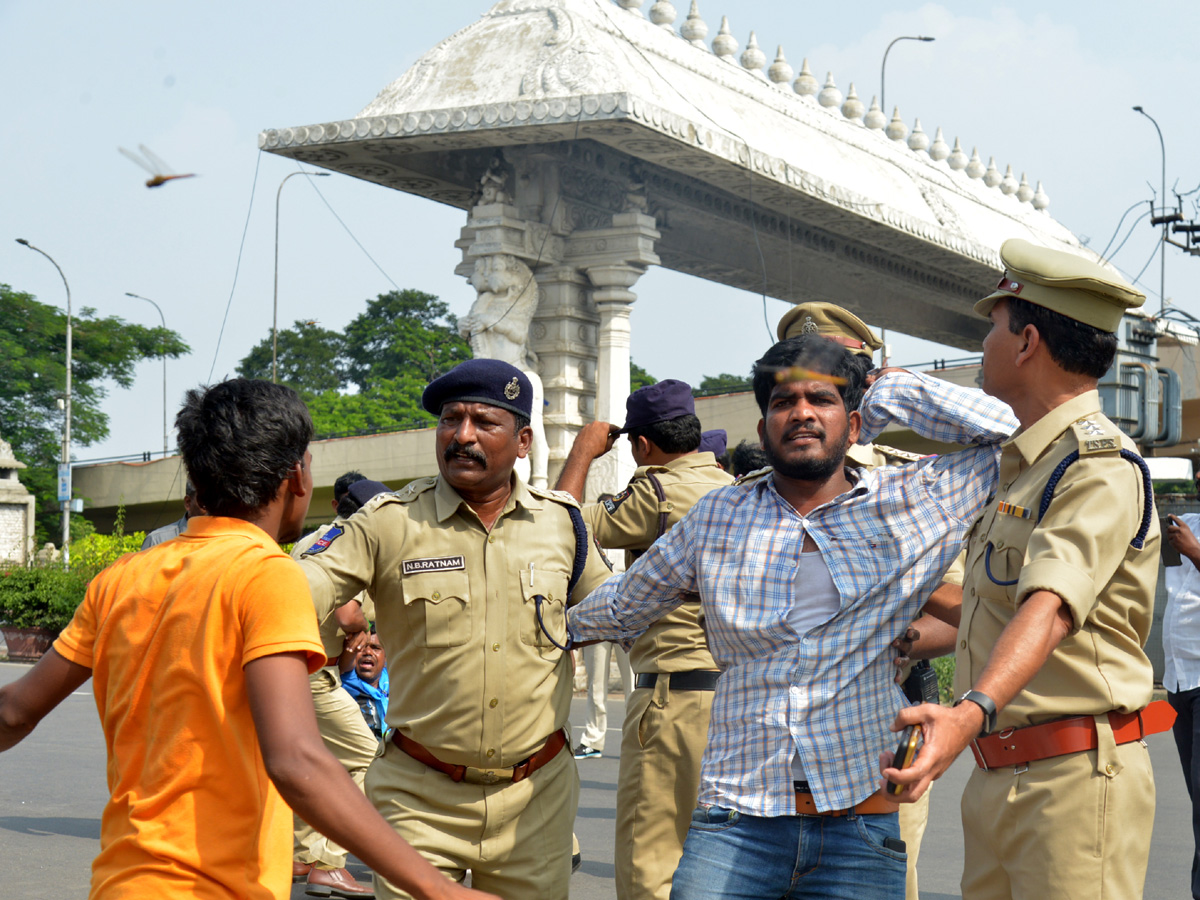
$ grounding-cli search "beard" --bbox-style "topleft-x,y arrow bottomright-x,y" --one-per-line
763,422 -> 852,481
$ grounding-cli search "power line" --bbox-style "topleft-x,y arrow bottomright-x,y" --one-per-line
208,151 -> 263,383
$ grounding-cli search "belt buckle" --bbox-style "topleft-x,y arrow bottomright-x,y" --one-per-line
970,739 -> 989,771
479,770 -> 501,784
1013,764 -> 1028,776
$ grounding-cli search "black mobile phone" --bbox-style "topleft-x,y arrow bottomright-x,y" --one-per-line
887,724 -> 922,797
1162,515 -> 1183,567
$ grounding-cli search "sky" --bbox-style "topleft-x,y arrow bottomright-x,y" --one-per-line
3,0 -> 1198,463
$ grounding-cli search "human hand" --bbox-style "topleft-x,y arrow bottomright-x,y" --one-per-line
1167,515 -> 1200,560
342,631 -> 369,658
891,626 -> 919,684
573,420 -> 619,460
878,701 -> 981,802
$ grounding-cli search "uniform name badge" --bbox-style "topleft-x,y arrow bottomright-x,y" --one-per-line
402,556 -> 467,575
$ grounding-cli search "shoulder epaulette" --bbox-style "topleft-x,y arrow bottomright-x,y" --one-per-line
1070,416 -> 1122,456
733,466 -> 773,486
527,484 -> 582,509
873,443 -> 925,464
390,476 -> 437,504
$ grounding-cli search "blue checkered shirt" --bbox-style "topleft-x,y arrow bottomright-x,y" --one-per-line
568,371 -> 1016,815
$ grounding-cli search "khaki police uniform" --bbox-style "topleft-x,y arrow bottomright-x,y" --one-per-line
957,393 -> 1158,900
290,522 -> 380,872
582,452 -> 733,900
300,475 -> 612,900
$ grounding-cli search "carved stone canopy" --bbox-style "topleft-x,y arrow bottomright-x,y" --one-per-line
259,0 -> 1087,349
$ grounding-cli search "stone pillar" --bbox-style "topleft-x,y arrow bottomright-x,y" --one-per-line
0,439 -> 36,565
584,265 -> 639,499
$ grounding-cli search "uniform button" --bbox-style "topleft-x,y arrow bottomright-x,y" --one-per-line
486,748 -> 495,758
970,588 -> 976,597
432,591 -> 441,600
492,642 -> 501,652
995,540 -> 1005,549
1105,764 -> 1115,775
959,640 -> 967,649
487,535 -> 495,544
489,698 -> 498,708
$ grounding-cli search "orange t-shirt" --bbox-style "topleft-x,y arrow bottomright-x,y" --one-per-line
54,517 -> 325,900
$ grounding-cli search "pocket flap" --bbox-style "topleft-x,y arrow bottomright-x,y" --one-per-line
520,568 -> 570,605
402,568 -> 470,606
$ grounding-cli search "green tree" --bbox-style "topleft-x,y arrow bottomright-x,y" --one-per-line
0,284 -> 189,543
630,361 -> 657,392
235,320 -> 347,395
344,290 -> 471,389
696,372 -> 752,395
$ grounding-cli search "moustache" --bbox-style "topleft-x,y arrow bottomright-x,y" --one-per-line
444,442 -> 487,467
783,425 -> 825,442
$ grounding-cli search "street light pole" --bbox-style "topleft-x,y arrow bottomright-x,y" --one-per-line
273,170 -> 330,383
881,35 -> 935,114
125,292 -> 169,456
1132,106 -> 1167,313
16,238 -> 72,566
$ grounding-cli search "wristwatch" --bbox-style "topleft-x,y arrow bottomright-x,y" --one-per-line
955,690 -> 998,737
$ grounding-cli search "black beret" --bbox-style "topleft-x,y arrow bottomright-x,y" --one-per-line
421,359 -> 533,420
620,379 -> 695,432
345,479 -> 391,511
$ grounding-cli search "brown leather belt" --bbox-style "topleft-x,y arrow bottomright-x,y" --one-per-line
325,655 -> 340,667
392,728 -> 568,785
970,700 -> 1176,770
794,784 -> 899,817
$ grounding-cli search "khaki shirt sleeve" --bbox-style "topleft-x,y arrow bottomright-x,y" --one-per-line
297,510 -> 387,626
941,551 -> 966,587
570,522 -> 617,605
582,473 -> 664,551
1016,454 -> 1145,632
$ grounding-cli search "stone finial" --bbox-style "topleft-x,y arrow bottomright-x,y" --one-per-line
948,137 -> 968,171
929,127 -> 950,161
966,148 -> 985,179
649,0 -> 677,29
1032,181 -> 1050,210
864,96 -> 886,130
681,1 -> 708,46
1017,173 -> 1035,203
768,46 -> 794,85
1000,164 -> 1018,195
618,0 -> 645,15
907,118 -> 930,152
741,31 -> 767,75
885,107 -> 908,142
983,156 -> 1002,187
712,16 -> 738,60
841,84 -> 865,121
793,58 -> 819,97
818,72 -> 843,108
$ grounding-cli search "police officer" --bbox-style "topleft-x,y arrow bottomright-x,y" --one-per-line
885,240 -> 1171,900
292,474 -> 392,897
298,359 -> 613,900
556,379 -> 733,900
780,300 -> 958,900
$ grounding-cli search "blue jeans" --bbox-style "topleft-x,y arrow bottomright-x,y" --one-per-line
1170,686 -> 1200,899
670,805 -> 906,900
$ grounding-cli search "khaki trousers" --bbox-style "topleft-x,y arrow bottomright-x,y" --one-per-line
294,672 -> 380,869
366,738 -> 579,900
580,641 -> 633,752
898,782 -> 931,900
615,678 -> 714,900
960,725 -> 1154,900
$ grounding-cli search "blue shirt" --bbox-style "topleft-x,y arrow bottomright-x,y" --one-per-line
568,371 -> 1015,815
341,666 -> 389,740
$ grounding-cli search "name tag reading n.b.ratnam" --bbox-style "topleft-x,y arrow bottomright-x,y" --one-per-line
402,556 -> 467,575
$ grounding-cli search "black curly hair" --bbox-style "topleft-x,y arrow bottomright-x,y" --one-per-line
176,378 -> 314,518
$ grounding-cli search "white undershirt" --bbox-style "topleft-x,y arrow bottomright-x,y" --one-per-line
790,548 -> 841,783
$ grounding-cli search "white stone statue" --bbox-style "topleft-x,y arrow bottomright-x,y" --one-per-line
459,253 -> 548,487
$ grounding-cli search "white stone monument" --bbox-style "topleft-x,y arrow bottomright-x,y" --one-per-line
0,438 -> 37,565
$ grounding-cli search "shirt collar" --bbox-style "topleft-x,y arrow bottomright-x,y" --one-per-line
759,465 -> 869,511
183,515 -> 274,542
1009,390 -> 1101,465
433,473 -> 543,523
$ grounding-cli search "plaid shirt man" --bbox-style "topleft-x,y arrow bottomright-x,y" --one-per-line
568,370 -> 1016,814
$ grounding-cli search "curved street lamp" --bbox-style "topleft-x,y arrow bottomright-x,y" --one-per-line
16,238 -> 73,566
274,170 -> 330,382
881,35 -> 935,114
1132,106 -> 1167,313
125,292 -> 169,456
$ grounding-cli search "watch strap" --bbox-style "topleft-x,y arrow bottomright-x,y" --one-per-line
956,689 -> 998,737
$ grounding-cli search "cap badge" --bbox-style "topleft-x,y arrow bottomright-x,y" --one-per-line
504,377 -> 521,400
801,315 -> 820,334
995,276 -> 1023,295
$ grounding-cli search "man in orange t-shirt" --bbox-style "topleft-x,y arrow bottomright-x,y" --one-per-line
0,379 -> 492,900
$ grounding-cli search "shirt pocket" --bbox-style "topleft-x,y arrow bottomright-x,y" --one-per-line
401,569 -> 471,648
520,568 -> 571,649
977,512 -> 1036,604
